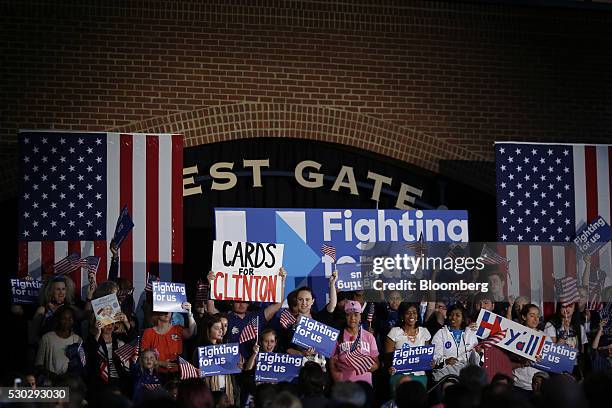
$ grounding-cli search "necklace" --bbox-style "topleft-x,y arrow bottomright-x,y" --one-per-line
404,327 -> 418,343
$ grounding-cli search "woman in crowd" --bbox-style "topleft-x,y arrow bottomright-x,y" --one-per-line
592,318 -> 611,372
330,300 -> 379,385
544,302 -> 588,378
197,315 -> 240,406
141,301 -> 195,381
132,348 -> 163,402
512,303 -> 543,397
30,276 -> 81,340
385,302 -> 431,388
431,304 -> 478,383
507,296 -> 529,322
86,313 -> 132,394
35,305 -> 83,378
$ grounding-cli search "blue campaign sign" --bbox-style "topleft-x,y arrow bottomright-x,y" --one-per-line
291,315 -> 340,357
10,279 -> 43,304
531,342 -> 577,374
152,281 -> 187,313
113,204 -> 134,247
574,216 -> 612,256
198,343 -> 242,376
215,208 -> 469,307
392,345 -> 435,373
255,352 -> 304,383
335,263 -> 363,292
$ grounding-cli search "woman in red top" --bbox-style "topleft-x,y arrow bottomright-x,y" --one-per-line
141,302 -> 195,380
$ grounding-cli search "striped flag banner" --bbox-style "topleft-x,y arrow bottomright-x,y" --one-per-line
114,339 -> 139,364
366,302 -> 375,323
239,316 -> 259,343
78,255 -> 101,275
17,131 -> 184,303
321,244 -> 337,263
480,245 -> 508,266
178,356 -> 200,380
279,308 -> 297,329
345,328 -> 374,375
496,142 -> 611,305
143,383 -> 161,391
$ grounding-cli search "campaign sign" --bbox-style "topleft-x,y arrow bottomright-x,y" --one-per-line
531,341 -> 577,374
291,315 -> 340,357
210,240 -> 284,302
91,293 -> 121,326
113,204 -> 134,247
476,310 -> 547,361
10,279 -> 43,304
198,343 -> 241,376
152,281 -> 187,313
392,345 -> 435,373
255,352 -> 304,383
574,216 -> 612,256
215,208 -> 470,308
335,263 -> 364,292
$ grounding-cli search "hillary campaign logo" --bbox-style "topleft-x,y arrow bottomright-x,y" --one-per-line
475,310 -> 547,361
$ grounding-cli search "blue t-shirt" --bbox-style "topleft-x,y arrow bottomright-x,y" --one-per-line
227,309 -> 267,358
450,329 -> 463,346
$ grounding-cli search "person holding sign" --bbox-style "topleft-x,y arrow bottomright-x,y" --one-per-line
207,268 -> 287,358
141,301 -> 195,380
512,304 -> 544,395
330,300 -> 379,385
544,302 -> 588,378
431,304 -> 478,382
283,271 -> 338,366
245,328 -> 278,371
196,315 -> 240,406
385,302 -> 432,388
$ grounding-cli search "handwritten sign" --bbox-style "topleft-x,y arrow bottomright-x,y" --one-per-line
211,240 -> 284,302
198,343 -> 242,376
392,345 -> 435,373
291,315 -> 339,357
152,282 -> 187,313
255,352 -> 304,383
476,310 -> 547,361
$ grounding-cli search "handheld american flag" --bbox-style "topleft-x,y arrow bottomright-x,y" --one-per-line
321,245 -> 337,262
179,356 -> 200,379
555,276 -> 580,306
239,316 -> 259,343
17,131 -> 184,303
366,302 -> 375,323
279,308 -> 297,329
345,328 -> 374,376
114,338 -> 140,365
53,253 -> 80,276
480,245 -> 508,269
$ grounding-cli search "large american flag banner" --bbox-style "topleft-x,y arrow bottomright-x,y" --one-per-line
496,142 -> 611,305
17,131 -> 183,303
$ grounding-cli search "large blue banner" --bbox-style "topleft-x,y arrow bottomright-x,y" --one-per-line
291,315 -> 340,357
214,208 -> 469,306
254,352 -> 304,383
531,342 -> 577,374
392,345 -> 435,373
198,343 -> 242,376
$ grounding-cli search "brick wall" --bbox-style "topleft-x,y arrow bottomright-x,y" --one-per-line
1,0 -> 611,198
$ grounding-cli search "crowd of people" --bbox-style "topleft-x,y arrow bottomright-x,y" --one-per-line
5,247 -> 612,408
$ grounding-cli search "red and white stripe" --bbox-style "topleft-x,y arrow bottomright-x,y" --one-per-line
497,144 -> 611,306
18,133 -> 183,305
479,330 -> 507,350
